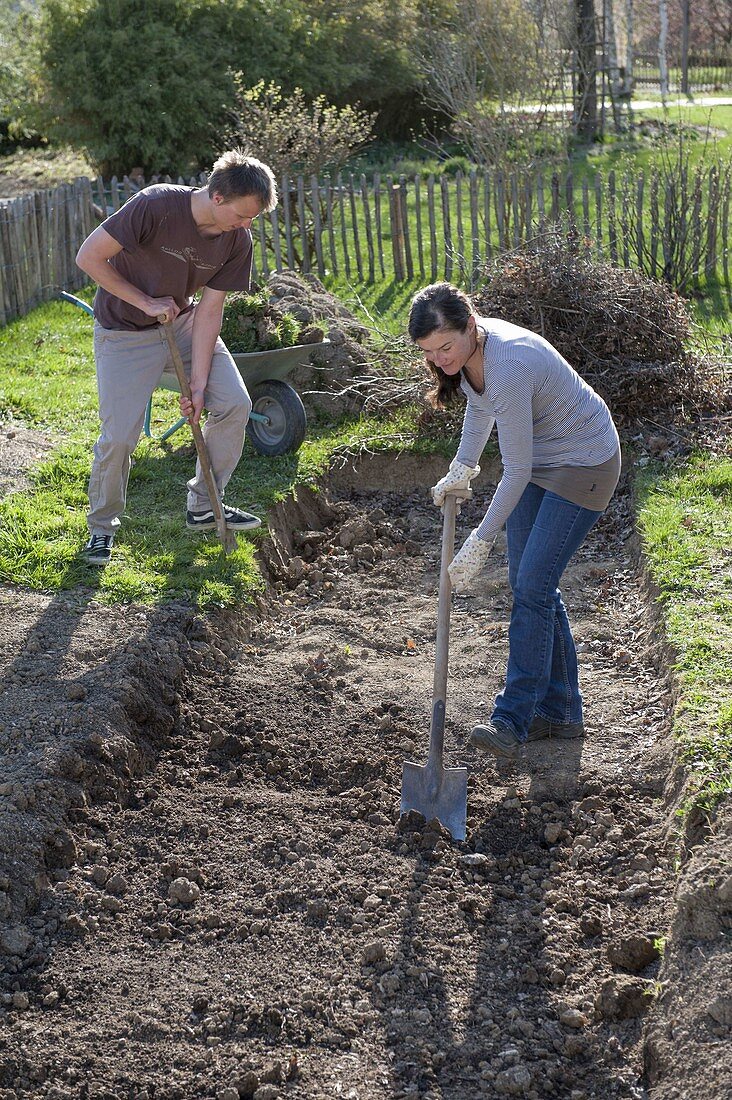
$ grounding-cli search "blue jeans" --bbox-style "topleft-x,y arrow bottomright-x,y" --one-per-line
492,483 -> 603,741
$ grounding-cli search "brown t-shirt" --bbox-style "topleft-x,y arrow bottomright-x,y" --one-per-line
93,184 -> 253,330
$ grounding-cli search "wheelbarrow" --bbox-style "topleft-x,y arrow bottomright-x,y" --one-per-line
59,292 -> 328,456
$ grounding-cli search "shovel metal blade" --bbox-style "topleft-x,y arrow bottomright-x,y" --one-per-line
400,759 -> 468,841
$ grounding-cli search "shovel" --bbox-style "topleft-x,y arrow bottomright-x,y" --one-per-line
400,488 -> 469,841
157,315 -> 237,555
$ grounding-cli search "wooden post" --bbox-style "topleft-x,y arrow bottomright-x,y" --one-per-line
282,173 -> 295,269
0,205 -> 8,325
662,179 -> 674,283
440,174 -> 453,280
296,174 -> 310,274
483,171 -> 492,261
536,174 -> 545,236
324,176 -> 338,277
399,176 -> 413,281
469,169 -> 480,280
594,172 -> 603,259
550,173 -> 560,224
717,173 -> 726,292
582,175 -> 591,247
523,174 -> 533,249
95,174 -> 106,219
721,174 -> 730,296
338,173 -> 351,280
427,174 -> 438,282
257,209 -> 269,278
37,189 -> 50,305
621,174 -> 631,267
456,171 -> 466,273
348,174 -> 363,281
27,192 -> 42,308
511,171 -> 520,247
705,166 -> 719,279
0,203 -> 17,319
565,172 -> 575,233
495,171 -> 506,253
361,174 -> 375,283
414,174 -> 425,280
649,171 -> 660,278
635,173 -> 645,270
374,173 -> 385,279
270,205 -> 283,272
388,178 -> 404,281
607,171 -> 618,264
691,166 -> 703,288
8,201 -> 26,314
311,175 -> 325,278
49,187 -> 60,294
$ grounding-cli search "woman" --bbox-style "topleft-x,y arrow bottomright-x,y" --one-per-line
409,283 -> 621,761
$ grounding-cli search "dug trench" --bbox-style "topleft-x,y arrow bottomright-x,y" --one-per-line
0,453 -> 729,1100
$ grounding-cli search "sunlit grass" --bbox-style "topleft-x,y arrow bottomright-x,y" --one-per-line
636,455 -> 732,815
0,293 -> 441,606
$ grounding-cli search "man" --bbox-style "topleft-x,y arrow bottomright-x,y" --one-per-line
76,150 -> 277,566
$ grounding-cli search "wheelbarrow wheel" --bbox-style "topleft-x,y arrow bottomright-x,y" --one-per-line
246,380 -> 307,456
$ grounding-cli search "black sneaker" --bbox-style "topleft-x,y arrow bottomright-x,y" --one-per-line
527,716 -> 585,742
470,720 -> 525,760
83,533 -> 114,566
186,506 -> 261,532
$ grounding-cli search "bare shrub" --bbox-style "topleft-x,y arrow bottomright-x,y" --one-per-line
226,79 -> 374,181
417,0 -> 573,167
470,233 -> 726,426
225,79 -> 375,268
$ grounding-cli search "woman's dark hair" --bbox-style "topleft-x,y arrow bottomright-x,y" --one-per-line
408,282 -> 474,409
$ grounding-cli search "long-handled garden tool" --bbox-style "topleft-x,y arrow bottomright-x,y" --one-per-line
157,315 -> 237,555
400,488 -> 469,841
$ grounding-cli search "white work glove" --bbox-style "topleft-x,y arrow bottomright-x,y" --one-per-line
448,529 -> 494,592
431,457 -> 480,507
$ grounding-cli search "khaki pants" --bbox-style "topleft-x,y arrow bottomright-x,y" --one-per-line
88,310 -> 251,536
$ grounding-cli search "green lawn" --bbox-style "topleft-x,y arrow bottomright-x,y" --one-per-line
0,291 -> 429,607
636,456 -> 732,816
576,103 -> 732,174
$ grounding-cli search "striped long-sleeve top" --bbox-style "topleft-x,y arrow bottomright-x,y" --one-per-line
455,317 -> 620,544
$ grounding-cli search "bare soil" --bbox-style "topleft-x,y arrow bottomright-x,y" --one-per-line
0,442 -> 731,1100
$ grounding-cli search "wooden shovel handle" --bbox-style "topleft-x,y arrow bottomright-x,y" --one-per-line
157,315 -> 235,554
428,491 -> 458,767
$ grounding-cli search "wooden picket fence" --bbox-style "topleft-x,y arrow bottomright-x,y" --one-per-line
0,178 -> 96,326
1,164 -> 730,326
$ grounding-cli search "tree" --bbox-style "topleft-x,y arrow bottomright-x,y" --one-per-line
574,0 -> 598,141
0,0 -> 43,145
37,0 -> 242,176
33,0 -> 428,170
417,0 -> 563,166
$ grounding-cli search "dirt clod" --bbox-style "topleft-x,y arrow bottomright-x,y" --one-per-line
607,932 -> 660,972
